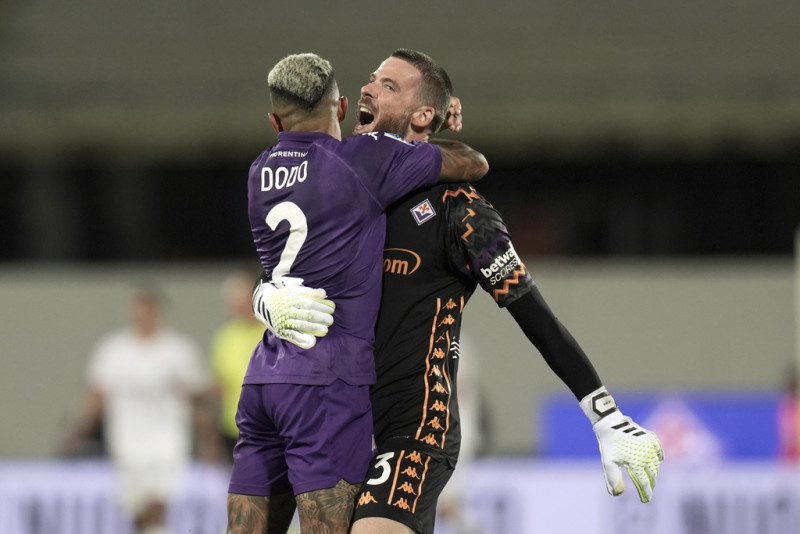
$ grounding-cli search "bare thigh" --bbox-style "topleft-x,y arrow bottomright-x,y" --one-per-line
351,517 -> 416,534
227,492 -> 296,534
296,479 -> 362,534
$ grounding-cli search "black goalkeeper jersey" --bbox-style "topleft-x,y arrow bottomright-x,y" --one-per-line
372,182 -> 536,464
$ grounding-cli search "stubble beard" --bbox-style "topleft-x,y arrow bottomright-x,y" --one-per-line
372,112 -> 413,140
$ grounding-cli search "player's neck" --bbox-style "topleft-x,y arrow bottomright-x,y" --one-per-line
285,117 -> 342,140
403,129 -> 430,143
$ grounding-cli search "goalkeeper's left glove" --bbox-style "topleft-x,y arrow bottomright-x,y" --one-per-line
580,387 -> 665,503
252,277 -> 335,349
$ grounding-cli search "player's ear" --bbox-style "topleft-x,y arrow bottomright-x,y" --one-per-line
268,113 -> 284,133
410,106 -> 435,130
337,96 -> 348,123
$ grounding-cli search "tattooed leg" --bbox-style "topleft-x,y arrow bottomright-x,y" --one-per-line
295,479 -> 362,534
227,492 -> 296,534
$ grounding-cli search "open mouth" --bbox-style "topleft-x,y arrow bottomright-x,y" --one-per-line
358,106 -> 375,126
354,105 -> 376,133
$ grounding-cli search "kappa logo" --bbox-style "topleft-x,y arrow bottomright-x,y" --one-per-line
401,467 -> 420,479
407,451 -> 423,464
410,199 -> 436,225
438,314 -> 455,327
393,498 -> 412,510
430,400 -> 447,411
427,416 -> 444,430
357,491 -> 378,506
431,383 -> 448,394
397,482 -> 417,495
419,433 -> 439,446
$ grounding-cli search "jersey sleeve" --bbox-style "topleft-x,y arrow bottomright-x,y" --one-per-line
344,133 -> 442,208
444,184 -> 535,307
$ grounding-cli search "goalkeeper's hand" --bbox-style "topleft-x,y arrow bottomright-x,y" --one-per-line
580,387 -> 664,503
252,277 -> 335,349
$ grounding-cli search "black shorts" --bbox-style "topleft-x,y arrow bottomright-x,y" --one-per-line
352,447 -> 454,534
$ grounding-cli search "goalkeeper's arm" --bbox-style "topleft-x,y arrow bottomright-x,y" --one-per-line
505,288 -> 664,502
505,288 -> 601,399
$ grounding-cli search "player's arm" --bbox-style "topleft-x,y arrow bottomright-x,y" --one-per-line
428,96 -> 489,182
429,96 -> 486,182
506,290 -> 664,503
506,289 -> 601,398
57,385 -> 104,456
454,191 -> 663,503
430,138 -> 488,183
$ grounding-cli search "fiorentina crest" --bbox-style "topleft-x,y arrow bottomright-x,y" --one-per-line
410,199 -> 436,225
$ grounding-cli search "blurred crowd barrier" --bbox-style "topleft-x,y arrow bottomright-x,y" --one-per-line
463,460 -> 798,534
0,460 -> 228,534
1,458 -> 796,534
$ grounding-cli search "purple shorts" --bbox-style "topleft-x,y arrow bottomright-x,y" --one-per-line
228,380 -> 374,496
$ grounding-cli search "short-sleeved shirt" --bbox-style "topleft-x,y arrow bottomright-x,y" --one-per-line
87,327 -> 208,465
371,182 -> 535,463
245,131 -> 442,386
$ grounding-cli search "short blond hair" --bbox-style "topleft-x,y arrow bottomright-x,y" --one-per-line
268,53 -> 335,111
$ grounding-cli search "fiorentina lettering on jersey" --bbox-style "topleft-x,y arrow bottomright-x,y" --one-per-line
268,150 -> 308,159
383,248 -> 421,275
479,244 -> 524,285
410,199 -> 436,225
261,161 -> 308,192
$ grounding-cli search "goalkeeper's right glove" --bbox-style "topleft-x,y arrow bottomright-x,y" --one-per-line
252,277 -> 335,349
580,387 -> 665,503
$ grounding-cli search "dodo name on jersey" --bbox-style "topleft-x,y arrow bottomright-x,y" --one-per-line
261,161 -> 308,191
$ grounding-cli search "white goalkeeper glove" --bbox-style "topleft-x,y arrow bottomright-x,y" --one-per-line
252,277 -> 335,350
580,387 -> 664,503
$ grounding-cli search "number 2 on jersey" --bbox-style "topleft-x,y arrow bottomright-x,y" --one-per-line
265,201 -> 308,280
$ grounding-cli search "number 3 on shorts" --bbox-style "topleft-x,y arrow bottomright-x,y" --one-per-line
366,452 -> 396,486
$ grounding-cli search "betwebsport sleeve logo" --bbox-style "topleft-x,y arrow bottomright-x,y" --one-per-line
479,246 -> 522,285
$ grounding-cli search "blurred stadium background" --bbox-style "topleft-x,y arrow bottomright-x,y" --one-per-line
1,1 -> 798,533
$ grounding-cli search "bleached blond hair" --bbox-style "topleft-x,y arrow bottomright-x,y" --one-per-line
268,53 -> 335,111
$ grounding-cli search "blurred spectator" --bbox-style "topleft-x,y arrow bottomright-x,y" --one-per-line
208,270 -> 265,462
777,367 -> 799,462
59,285 -> 221,534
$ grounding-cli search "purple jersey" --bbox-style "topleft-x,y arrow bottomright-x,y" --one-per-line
245,131 -> 442,386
